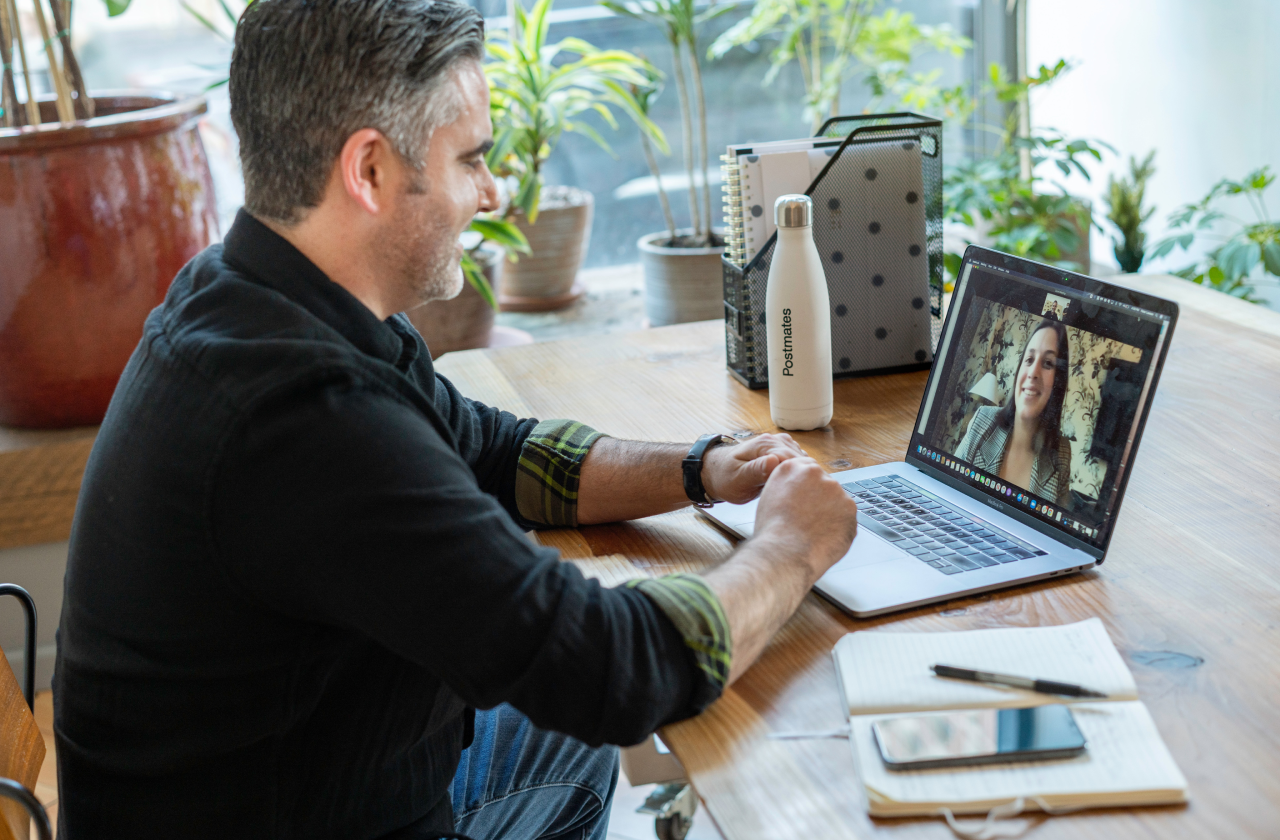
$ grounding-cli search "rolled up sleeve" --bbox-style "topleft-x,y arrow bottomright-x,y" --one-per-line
515,419 -> 606,527
627,574 -> 732,708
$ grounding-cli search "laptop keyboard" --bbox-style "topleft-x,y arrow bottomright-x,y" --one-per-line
843,476 -> 1046,575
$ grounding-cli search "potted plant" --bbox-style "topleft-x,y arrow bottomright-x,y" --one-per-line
406,217 -> 530,357
709,0 -> 970,135
943,60 -> 1111,281
1149,166 -> 1280,304
485,0 -> 659,312
599,0 -> 731,326
0,0 -> 218,428
1104,151 -> 1157,274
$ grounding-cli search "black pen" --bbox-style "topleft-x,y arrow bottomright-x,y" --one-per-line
931,664 -> 1109,699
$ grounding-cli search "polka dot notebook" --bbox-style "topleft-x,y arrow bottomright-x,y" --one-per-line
722,120 -> 941,387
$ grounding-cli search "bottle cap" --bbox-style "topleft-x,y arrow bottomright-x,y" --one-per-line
774,194 -> 812,228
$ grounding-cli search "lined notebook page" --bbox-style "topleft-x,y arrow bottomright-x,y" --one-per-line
834,619 -> 1138,715
852,701 -> 1188,814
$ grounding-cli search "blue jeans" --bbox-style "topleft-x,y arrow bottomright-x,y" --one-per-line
450,704 -> 620,840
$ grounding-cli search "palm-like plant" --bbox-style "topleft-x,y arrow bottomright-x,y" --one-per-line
630,67 -> 678,243
599,0 -> 730,247
486,0 -> 665,223
709,0 -> 969,135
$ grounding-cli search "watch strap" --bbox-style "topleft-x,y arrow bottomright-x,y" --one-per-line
683,434 -> 734,507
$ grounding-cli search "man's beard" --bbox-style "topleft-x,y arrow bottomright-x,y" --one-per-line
390,179 -> 465,311
393,217 -> 464,308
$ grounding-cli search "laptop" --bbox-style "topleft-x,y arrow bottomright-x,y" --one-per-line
704,245 -> 1179,617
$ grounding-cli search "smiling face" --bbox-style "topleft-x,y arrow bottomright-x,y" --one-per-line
1014,325 -> 1061,422
385,61 -> 498,309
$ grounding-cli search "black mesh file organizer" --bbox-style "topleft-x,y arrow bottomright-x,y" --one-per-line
722,113 -> 944,389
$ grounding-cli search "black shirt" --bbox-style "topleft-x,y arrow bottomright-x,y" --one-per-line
53,212 -> 712,839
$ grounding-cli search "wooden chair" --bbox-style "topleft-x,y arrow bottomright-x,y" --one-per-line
0,585 -> 50,840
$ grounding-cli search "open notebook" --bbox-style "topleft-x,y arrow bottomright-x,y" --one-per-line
833,619 -> 1188,816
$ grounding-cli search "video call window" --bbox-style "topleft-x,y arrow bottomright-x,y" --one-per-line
916,263 -> 1169,546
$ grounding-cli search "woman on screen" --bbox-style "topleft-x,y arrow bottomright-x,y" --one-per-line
955,320 -> 1072,506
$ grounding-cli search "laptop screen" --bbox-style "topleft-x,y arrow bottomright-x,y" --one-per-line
907,248 -> 1176,555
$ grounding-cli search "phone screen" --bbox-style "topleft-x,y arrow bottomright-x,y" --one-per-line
872,705 -> 1086,771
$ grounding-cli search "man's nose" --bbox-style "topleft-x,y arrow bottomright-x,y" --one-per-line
478,165 -> 500,213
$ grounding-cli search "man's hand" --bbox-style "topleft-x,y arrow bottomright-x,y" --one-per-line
702,433 -> 806,505
750,455 -> 859,582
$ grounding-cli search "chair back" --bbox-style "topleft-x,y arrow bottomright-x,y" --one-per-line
0,584 -> 46,840
0,647 -> 43,840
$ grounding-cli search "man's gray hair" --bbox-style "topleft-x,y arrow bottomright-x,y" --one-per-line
230,0 -> 485,224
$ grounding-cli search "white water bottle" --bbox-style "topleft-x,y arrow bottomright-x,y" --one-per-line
766,194 -> 833,430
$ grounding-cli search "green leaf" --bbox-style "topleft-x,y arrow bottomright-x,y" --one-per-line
1147,233 -> 1191,261
514,172 -> 541,222
181,1 -> 229,38
1247,166 -> 1275,192
1218,238 -> 1261,280
1049,223 -> 1079,256
217,0 -> 241,26
104,0 -> 132,16
599,0 -> 641,20
469,217 -> 531,255
943,251 -> 964,284
1165,204 -> 1197,228
461,254 -> 499,310
695,2 -> 734,26
1263,241 -> 1280,277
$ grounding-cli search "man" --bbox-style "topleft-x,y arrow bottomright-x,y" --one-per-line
53,0 -> 858,837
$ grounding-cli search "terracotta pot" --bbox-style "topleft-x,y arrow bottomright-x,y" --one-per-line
406,246 -> 502,359
638,229 -> 726,327
0,93 -> 218,428
499,185 -> 592,312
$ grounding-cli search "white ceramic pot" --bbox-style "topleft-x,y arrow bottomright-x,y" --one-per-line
638,229 -> 726,327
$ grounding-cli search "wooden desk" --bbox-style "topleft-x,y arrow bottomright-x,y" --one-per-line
436,274 -> 1280,840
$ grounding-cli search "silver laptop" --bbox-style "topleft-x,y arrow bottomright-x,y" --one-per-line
705,246 -> 1179,617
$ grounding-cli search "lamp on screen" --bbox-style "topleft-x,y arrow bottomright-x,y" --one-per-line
969,372 -> 1000,406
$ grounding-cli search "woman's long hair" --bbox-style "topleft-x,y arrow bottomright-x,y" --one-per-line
995,319 -> 1070,465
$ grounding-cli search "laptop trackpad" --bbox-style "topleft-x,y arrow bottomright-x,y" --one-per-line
835,527 -> 900,570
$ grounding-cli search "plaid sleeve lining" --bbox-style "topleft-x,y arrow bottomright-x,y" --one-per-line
515,419 -> 606,528
627,573 -> 732,696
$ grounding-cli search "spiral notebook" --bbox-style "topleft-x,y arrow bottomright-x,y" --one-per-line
721,138 -> 841,265
833,619 -> 1189,817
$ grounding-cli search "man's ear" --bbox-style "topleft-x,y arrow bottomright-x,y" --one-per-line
336,128 -> 395,216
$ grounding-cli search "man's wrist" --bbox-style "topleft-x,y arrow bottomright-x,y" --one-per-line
745,529 -> 826,585
682,434 -> 734,507
700,444 -> 728,503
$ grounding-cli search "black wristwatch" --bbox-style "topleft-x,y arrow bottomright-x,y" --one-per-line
683,434 -> 736,507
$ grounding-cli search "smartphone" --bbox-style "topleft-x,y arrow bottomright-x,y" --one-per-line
872,705 -> 1087,771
